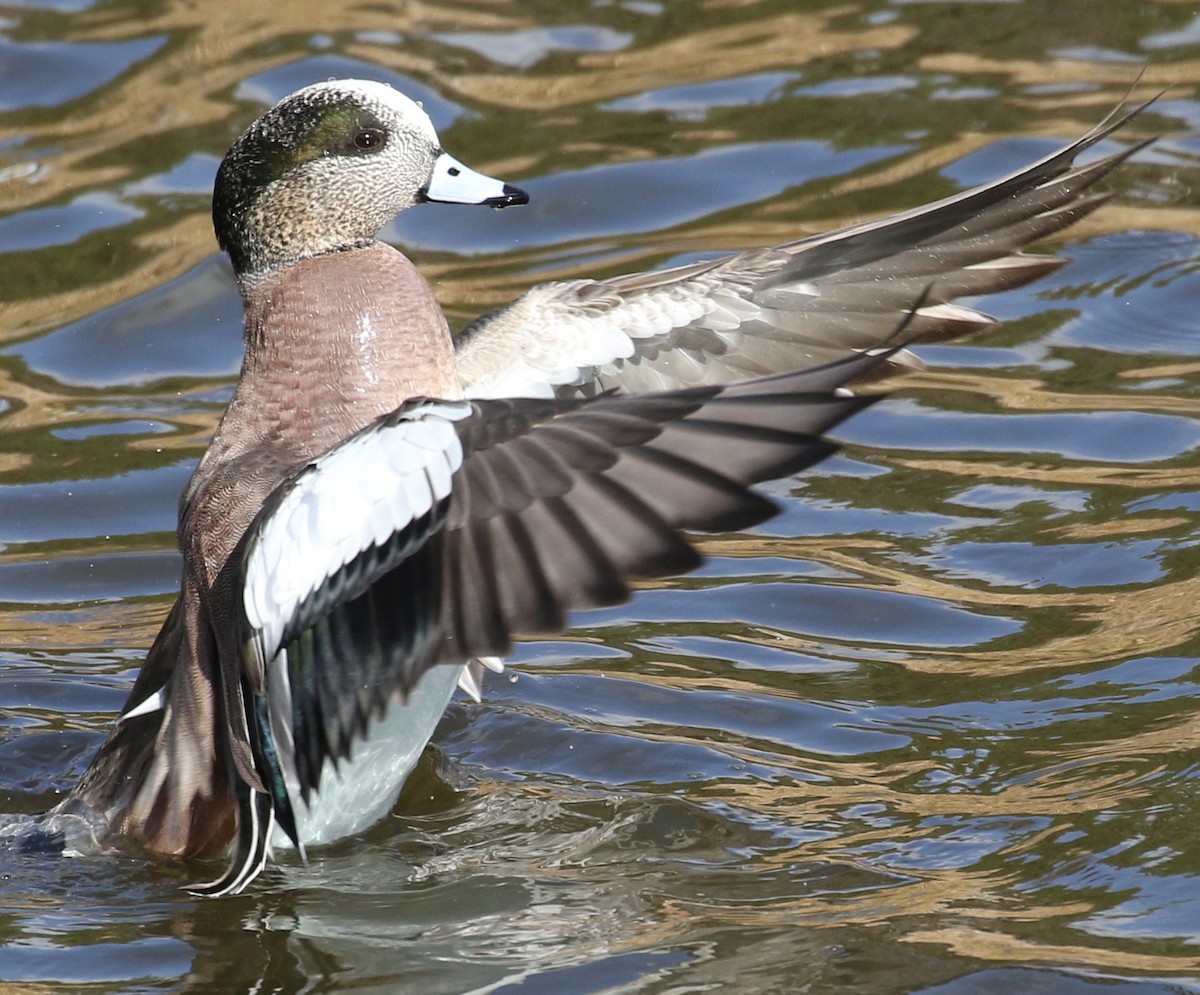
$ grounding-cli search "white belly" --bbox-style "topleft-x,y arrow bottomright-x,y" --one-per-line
271,662 -> 463,848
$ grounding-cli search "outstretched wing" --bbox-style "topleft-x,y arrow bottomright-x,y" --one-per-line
206,345 -> 888,894
455,96 -> 1155,400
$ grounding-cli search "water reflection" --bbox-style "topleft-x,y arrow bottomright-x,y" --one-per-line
0,0 -> 1199,991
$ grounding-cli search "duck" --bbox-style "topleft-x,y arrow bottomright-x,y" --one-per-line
47,78 -> 1151,895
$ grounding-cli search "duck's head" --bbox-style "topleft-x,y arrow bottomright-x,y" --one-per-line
213,78 -> 528,278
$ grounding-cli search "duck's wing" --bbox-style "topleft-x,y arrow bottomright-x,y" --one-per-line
202,343 -> 891,894
455,96 -> 1156,400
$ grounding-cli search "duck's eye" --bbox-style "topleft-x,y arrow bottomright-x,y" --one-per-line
351,128 -> 386,152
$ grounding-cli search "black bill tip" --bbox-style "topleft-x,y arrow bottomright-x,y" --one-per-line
485,184 -> 530,209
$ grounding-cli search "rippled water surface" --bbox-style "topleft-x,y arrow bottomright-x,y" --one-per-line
0,1 -> 1199,992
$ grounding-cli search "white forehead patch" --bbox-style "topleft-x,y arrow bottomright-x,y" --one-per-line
288,78 -> 440,144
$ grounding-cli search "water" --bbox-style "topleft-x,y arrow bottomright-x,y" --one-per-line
0,0 -> 1198,991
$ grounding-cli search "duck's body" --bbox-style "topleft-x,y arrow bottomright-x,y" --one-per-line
199,245 -> 471,853
51,79 -> 1152,894
66,242 -> 468,862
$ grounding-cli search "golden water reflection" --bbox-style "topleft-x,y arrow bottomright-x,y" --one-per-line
1,0 -> 1200,989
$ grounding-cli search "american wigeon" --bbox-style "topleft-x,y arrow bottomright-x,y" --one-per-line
49,79 -> 1151,895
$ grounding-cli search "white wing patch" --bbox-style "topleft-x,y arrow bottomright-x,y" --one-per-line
242,401 -> 471,668
458,277 -> 767,400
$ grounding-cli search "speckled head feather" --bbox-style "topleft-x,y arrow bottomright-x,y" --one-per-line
213,80 -> 442,277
